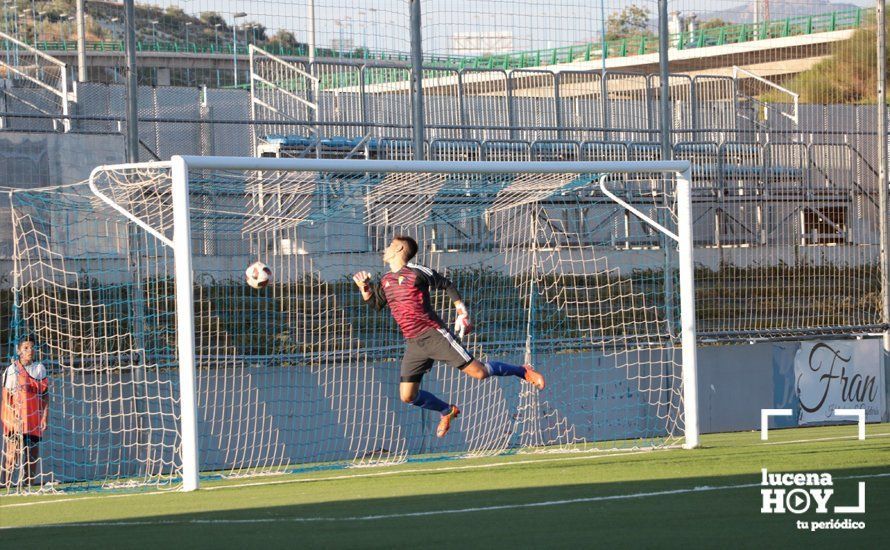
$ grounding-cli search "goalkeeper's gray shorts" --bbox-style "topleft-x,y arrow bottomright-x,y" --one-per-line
400,327 -> 473,383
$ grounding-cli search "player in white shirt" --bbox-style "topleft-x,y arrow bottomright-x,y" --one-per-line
1,339 -> 49,488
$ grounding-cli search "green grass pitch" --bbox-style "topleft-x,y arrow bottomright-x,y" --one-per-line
1,424 -> 888,548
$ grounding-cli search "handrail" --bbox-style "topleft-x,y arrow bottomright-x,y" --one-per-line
733,66 -> 800,124
0,30 -> 70,131
599,175 -> 680,242
0,31 -> 71,67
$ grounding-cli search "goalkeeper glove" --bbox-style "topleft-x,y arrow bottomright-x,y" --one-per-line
454,304 -> 472,339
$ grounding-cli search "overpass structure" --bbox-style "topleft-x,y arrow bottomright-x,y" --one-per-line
18,26 -> 853,88
1,6 -> 866,87
0,17 -> 856,144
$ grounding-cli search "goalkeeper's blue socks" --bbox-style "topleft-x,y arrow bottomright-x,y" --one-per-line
484,360 -> 526,378
411,390 -> 452,415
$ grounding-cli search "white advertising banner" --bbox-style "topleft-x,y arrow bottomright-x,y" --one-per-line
795,339 -> 885,424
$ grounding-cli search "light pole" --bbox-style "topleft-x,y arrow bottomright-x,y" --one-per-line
76,0 -> 86,80
245,23 -> 255,49
185,21 -> 193,86
29,0 -> 35,44
150,19 -> 159,47
36,10 -> 46,44
3,4 -> 10,66
336,20 -> 343,61
14,5 -> 21,62
214,23 -> 222,87
109,16 -> 119,46
368,8 -> 378,56
11,5 -> 20,40
20,9 -> 29,42
12,4 -> 20,64
109,16 -> 120,82
233,11 -> 247,86
12,3 -> 19,64
472,14 -> 482,56
349,18 -> 355,55
308,0 -> 315,63
23,8 -> 36,64
35,9 -> 47,79
335,17 -> 351,60
21,9 -> 31,46
358,21 -> 367,57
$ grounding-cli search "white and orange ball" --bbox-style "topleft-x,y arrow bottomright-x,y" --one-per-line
245,261 -> 272,289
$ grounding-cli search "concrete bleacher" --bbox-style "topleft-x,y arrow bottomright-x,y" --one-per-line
252,130 -> 870,248
255,133 -> 849,198
1,54 -> 878,252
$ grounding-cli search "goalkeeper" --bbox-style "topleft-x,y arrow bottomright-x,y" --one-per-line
353,235 -> 545,438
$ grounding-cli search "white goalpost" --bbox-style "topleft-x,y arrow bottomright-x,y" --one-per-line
8,157 -> 697,493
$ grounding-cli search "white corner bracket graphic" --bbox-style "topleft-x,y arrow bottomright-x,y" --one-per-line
834,482 -> 866,514
833,409 -> 866,440
760,409 -> 794,441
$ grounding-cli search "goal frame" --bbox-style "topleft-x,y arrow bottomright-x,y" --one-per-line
89,156 -> 698,491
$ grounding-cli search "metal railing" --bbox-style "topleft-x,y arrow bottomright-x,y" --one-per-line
15,7 -> 870,72
0,30 -> 71,132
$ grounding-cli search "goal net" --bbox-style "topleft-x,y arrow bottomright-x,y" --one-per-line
4,158 -> 696,493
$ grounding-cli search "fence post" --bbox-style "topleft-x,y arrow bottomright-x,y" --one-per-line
658,0 -> 672,161
876,0 -> 890,422
76,0 -> 87,81
124,0 -> 139,163
410,0 -> 425,160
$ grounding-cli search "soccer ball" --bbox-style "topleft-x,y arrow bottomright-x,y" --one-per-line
245,261 -> 272,289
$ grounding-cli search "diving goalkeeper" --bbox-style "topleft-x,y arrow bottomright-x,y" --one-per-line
353,235 -> 545,438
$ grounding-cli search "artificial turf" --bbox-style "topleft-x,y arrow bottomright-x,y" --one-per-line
1,424 -> 888,548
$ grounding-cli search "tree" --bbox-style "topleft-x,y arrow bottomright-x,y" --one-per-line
605,5 -> 653,41
243,22 -> 267,43
268,30 -> 305,51
165,6 -> 187,19
200,11 -> 227,30
45,0 -> 76,21
699,18 -> 731,30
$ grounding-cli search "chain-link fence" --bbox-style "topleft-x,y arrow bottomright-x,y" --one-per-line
1,1 -> 888,346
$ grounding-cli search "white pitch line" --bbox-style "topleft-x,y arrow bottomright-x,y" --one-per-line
203,448 -> 662,492
0,448 -> 660,509
764,431 -> 890,446
3,430 -> 889,509
0,488 -> 172,509
4,471 -> 889,530
176,429 -> 890,492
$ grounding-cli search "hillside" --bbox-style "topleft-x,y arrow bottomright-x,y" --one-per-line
2,0 -> 317,54
764,10 -> 887,104
707,0 -> 861,24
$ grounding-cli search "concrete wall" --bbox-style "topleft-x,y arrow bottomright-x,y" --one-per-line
697,339 -> 888,433
0,131 -> 125,259
698,342 -> 788,433
23,337 -> 887,485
